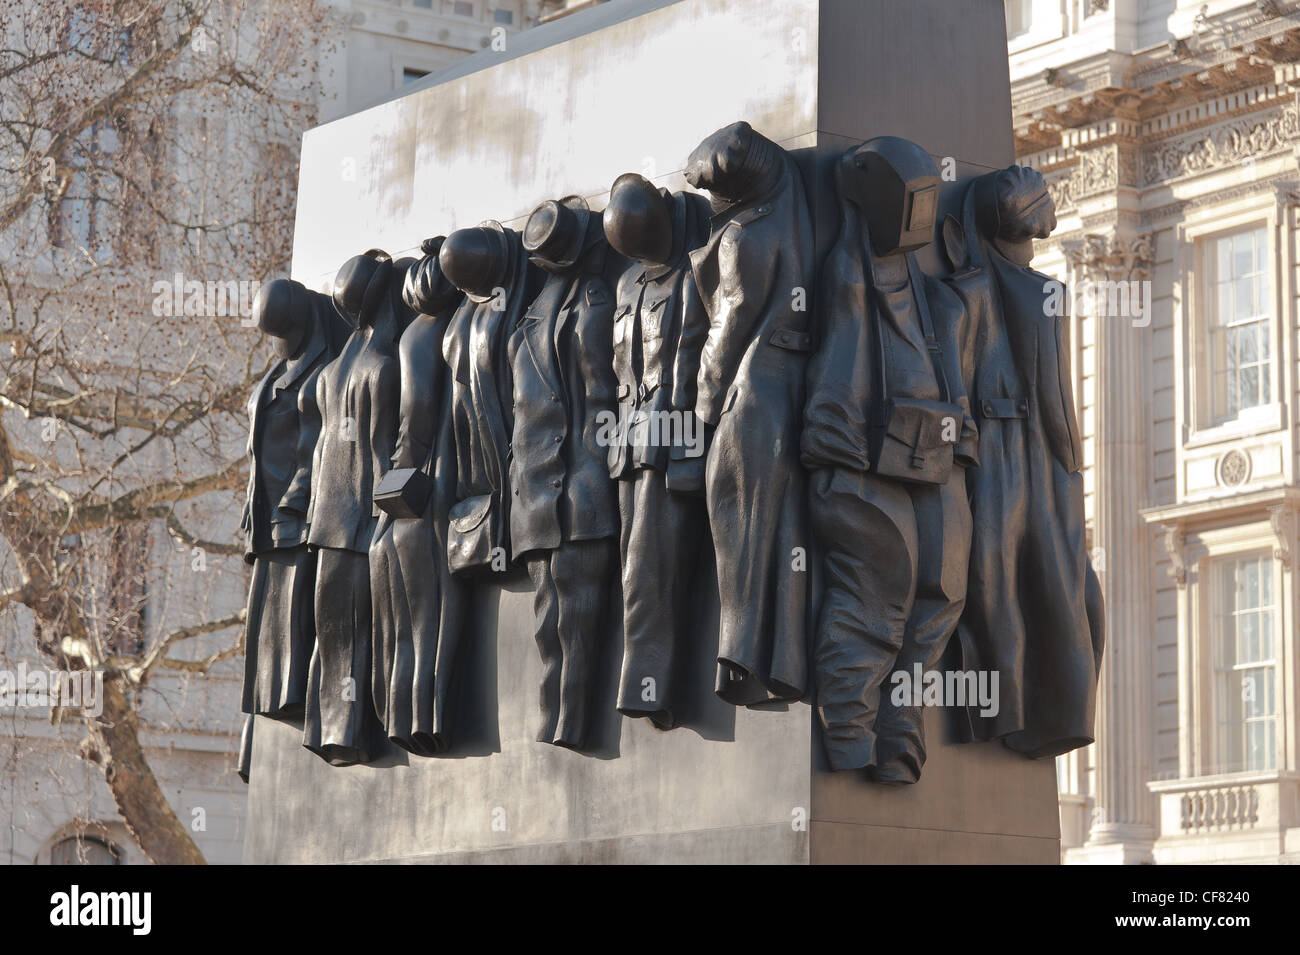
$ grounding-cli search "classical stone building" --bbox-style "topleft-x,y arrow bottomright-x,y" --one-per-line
1009,0 -> 1300,864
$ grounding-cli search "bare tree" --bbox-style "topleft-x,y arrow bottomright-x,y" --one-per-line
0,0 -> 337,864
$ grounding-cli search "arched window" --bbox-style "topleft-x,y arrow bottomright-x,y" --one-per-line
48,835 -> 123,865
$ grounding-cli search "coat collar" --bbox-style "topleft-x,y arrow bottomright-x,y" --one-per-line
274,332 -> 326,393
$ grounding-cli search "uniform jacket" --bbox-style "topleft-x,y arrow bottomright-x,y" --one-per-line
508,239 -> 619,560
241,289 -> 344,561
306,260 -> 408,554
802,189 -> 977,473
689,147 -> 814,427
608,189 -> 711,479
442,228 -> 542,561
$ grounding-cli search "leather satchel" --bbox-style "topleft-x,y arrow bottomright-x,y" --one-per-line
866,254 -> 962,486
447,493 -> 500,574
868,397 -> 958,486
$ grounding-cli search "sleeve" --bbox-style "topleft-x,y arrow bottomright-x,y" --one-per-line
370,358 -> 401,512
695,224 -> 778,425
578,282 -> 618,414
671,271 -> 709,414
800,241 -> 873,472
391,327 -> 436,472
1040,314 -> 1083,474
280,372 -> 324,517
296,367 -> 325,526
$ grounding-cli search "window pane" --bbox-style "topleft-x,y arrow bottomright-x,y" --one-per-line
1207,226 -> 1272,421
1234,276 -> 1253,320
1211,554 -> 1278,773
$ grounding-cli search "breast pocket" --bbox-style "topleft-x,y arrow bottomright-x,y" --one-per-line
640,294 -> 668,340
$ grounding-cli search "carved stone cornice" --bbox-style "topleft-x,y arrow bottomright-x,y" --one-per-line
1142,103 -> 1300,185
1140,174 -> 1300,225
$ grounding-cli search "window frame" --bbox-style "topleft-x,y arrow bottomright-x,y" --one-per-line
1178,202 -> 1285,449
1207,550 -> 1280,774
1200,223 -> 1275,428
1180,518 -> 1292,779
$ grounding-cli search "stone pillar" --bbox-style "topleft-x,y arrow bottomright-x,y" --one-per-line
1064,230 -> 1157,864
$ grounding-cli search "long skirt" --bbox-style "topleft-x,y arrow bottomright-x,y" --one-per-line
369,507 -> 468,756
240,546 -> 315,718
302,547 -> 381,766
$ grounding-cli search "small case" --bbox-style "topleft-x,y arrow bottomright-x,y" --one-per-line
374,467 -> 432,519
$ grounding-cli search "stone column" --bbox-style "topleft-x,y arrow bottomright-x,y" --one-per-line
1063,230 -> 1157,864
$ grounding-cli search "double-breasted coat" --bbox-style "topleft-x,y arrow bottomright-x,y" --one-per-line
687,125 -> 814,706
508,244 -> 619,560
945,173 -> 1104,759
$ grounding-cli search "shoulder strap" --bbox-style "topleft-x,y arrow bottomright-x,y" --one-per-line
907,252 -> 951,404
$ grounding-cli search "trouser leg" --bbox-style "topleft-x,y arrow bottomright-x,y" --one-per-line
617,469 -> 702,729
527,553 -> 562,744
551,538 -> 615,748
810,469 -> 918,771
874,468 -> 972,782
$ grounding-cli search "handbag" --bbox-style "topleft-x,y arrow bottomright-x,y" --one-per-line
374,466 -> 432,519
866,253 -> 962,486
447,493 -> 501,574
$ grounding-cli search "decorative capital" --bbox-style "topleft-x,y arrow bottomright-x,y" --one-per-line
1062,231 -> 1155,282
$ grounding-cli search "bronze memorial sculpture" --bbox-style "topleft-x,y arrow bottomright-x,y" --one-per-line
241,122 -> 1103,787
602,173 -> 711,731
368,238 -> 470,756
301,250 -> 410,766
237,277 -> 347,781
439,222 -> 542,577
804,136 -> 979,781
508,197 -> 620,750
686,121 -> 815,709
941,165 -> 1105,759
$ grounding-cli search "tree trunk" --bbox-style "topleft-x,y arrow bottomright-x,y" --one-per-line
89,677 -> 208,865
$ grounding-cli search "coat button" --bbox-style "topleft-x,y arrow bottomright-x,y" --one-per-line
982,401 -> 993,415
553,435 -> 562,443
551,394 -> 559,402
551,480 -> 561,488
